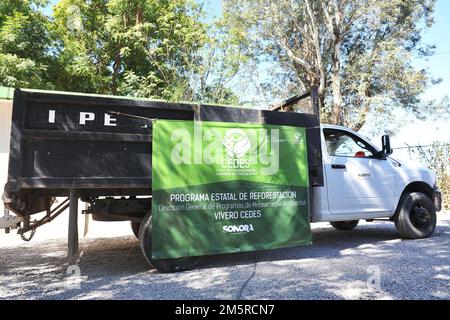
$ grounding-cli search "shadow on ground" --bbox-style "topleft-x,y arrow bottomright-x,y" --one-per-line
1,219 -> 449,299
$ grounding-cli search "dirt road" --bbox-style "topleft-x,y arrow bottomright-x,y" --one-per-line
1,214 -> 449,300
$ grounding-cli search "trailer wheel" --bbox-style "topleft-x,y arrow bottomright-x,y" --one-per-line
330,220 -> 359,230
130,221 -> 140,239
394,192 -> 436,239
138,212 -> 203,272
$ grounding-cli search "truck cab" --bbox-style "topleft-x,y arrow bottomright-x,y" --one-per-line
313,124 -> 442,238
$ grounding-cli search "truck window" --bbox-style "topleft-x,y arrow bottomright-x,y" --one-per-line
323,129 -> 374,158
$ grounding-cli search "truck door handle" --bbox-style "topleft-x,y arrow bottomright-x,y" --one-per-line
331,164 -> 346,169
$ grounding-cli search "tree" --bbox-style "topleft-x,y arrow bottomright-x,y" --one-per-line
0,1 -> 243,105
0,0 -> 54,88
223,0 -> 436,130
339,0 -> 436,130
413,142 -> 450,210
187,18 -> 245,104
52,0 -> 209,100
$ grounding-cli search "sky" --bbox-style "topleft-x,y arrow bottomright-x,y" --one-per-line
414,0 -> 450,101
43,0 -> 449,157
386,0 -> 450,158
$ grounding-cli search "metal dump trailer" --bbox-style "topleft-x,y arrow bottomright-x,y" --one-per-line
2,88 -> 323,272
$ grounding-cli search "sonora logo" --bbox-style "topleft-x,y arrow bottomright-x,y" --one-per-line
222,129 -> 251,158
223,224 -> 254,233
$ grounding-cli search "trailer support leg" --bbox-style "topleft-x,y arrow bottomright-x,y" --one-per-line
68,190 -> 79,264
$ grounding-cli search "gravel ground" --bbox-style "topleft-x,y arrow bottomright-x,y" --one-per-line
1,213 -> 449,300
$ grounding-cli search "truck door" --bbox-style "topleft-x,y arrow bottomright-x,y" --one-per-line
323,128 -> 396,215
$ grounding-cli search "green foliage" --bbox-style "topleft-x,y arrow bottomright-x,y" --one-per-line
413,142 -> 450,210
52,0 -> 209,99
223,0 -> 437,130
187,18 -> 245,104
0,53 -> 47,88
339,0 -> 436,129
0,0 -> 439,114
0,0 -> 53,88
0,0 -> 240,104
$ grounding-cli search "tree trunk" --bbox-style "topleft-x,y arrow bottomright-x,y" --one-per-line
351,105 -> 369,132
136,6 -> 143,24
111,53 -> 121,95
331,37 -> 343,125
317,76 -> 326,119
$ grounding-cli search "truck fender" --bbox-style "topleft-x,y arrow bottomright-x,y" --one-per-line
392,181 -> 435,220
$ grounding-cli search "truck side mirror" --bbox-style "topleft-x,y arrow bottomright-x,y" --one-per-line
380,135 -> 393,157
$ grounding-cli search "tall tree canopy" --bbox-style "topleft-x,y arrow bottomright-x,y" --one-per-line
223,0 -> 437,130
0,0 -> 53,88
0,0 -> 241,103
53,0 -> 208,100
0,0 -> 445,121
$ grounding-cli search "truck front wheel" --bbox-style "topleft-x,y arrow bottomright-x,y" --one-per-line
330,220 -> 359,230
138,212 -> 203,272
394,192 -> 436,239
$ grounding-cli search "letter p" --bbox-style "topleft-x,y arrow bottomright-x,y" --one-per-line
80,112 -> 95,125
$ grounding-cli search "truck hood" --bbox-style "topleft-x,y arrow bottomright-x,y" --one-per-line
390,157 -> 436,188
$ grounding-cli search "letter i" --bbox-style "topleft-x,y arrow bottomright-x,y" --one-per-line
48,110 -> 56,123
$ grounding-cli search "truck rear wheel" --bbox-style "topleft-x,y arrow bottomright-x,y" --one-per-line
330,220 -> 359,230
394,192 -> 436,239
130,221 -> 140,239
138,212 -> 203,272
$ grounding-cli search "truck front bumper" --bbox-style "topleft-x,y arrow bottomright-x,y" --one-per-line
433,185 -> 442,212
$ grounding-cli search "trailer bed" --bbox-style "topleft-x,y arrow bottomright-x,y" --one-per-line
3,88 -> 323,218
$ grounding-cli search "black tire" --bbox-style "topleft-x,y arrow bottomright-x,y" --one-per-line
330,220 -> 359,230
394,192 -> 436,239
130,221 -> 140,239
138,212 -> 203,272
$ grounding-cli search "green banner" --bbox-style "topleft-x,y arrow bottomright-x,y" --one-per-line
151,120 -> 311,259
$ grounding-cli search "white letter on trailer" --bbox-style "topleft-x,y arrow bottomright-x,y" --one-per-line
104,113 -> 117,126
79,112 -> 95,125
48,110 -> 56,123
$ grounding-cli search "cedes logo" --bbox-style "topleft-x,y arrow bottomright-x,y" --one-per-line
170,123 -> 280,175
222,129 -> 251,158
223,224 -> 254,233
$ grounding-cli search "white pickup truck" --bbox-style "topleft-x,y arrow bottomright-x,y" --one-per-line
313,124 -> 441,239
0,88 -> 442,272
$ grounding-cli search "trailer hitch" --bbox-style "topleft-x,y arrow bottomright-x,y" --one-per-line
16,197 -> 70,240
20,228 -> 36,241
